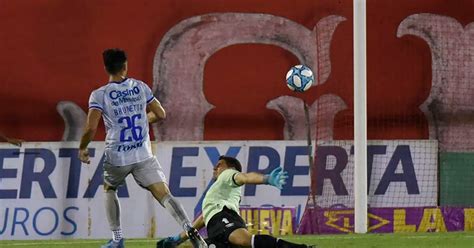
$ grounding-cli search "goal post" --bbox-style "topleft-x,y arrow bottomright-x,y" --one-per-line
299,0 -> 446,235
353,0 -> 368,234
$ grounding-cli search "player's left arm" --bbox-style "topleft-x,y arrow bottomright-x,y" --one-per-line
78,109 -> 102,164
146,99 -> 166,123
143,81 -> 165,124
234,167 -> 288,189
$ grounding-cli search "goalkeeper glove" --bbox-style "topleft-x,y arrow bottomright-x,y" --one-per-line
264,167 -> 288,190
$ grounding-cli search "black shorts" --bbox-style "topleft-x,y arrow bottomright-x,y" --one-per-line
206,207 -> 246,247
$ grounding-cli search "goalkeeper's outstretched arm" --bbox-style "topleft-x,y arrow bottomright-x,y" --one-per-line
234,167 -> 288,189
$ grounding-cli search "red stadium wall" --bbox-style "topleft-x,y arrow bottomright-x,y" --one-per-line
0,0 -> 472,142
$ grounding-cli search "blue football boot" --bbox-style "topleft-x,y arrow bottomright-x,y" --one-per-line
101,239 -> 124,248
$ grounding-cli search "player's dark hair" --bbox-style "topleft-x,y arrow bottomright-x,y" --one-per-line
102,48 -> 127,75
219,156 -> 242,172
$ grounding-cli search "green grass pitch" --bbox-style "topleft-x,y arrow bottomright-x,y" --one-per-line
1,232 -> 473,248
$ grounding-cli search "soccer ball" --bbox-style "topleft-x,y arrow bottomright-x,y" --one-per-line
285,65 -> 314,92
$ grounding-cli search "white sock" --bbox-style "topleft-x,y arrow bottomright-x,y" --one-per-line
159,194 -> 192,229
112,229 -> 123,242
105,190 -> 121,230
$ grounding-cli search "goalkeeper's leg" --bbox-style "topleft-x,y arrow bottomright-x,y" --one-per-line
228,228 -> 314,248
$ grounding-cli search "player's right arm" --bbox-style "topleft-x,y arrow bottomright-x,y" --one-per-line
78,108 -> 102,164
0,132 -> 23,147
180,214 -> 205,240
157,214 -> 205,247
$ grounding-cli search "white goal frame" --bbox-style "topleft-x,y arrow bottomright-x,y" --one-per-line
353,0 -> 368,234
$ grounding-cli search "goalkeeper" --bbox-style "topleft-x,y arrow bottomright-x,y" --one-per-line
157,156 -> 314,248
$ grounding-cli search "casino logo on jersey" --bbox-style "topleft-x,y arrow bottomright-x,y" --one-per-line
109,86 -> 140,100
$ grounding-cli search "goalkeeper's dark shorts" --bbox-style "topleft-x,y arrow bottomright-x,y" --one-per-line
206,206 -> 247,248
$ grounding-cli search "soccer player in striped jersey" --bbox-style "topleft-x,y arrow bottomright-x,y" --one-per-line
78,48 -> 207,248
158,156 -> 315,248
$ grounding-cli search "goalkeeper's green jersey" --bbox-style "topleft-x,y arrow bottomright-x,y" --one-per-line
202,169 -> 242,225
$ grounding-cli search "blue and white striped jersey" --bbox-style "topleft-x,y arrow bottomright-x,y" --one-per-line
88,78 -> 156,166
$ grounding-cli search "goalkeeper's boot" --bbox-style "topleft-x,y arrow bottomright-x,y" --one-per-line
282,242 -> 316,248
185,224 -> 208,248
156,237 -> 180,248
101,239 -> 124,248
